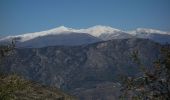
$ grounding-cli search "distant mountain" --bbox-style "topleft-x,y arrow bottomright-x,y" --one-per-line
1,38 -> 162,100
0,25 -> 125,42
98,31 -> 133,40
15,33 -> 101,48
0,25 -> 169,47
0,35 -> 5,40
129,28 -> 170,44
0,25 -> 125,47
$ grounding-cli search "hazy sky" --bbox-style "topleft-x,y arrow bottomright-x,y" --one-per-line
0,0 -> 170,35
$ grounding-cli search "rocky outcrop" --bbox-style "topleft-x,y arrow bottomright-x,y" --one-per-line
0,38 -> 162,100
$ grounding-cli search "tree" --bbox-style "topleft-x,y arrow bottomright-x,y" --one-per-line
0,41 -> 15,75
120,45 -> 170,100
0,42 -> 23,100
0,41 -> 15,62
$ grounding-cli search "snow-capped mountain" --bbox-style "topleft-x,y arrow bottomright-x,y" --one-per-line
0,25 -> 126,41
0,26 -> 76,42
76,25 -> 132,40
129,28 -> 169,35
76,25 -> 123,37
0,25 -> 170,47
0,25 -> 129,47
128,28 -> 170,43
16,33 -> 101,48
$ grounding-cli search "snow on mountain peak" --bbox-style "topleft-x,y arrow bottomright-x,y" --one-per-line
47,25 -> 122,37
129,28 -> 169,35
137,28 -> 168,34
46,25 -> 122,37
0,25 -> 122,42
77,25 -> 121,37
1,26 -> 169,43
48,26 -> 74,33
1,26 -> 75,42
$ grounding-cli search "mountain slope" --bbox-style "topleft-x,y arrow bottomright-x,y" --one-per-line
0,25 -> 124,42
0,74 -> 76,100
129,28 -> 170,43
0,38 -> 162,100
99,31 -> 133,40
1,26 -> 170,48
0,25 -> 128,47
16,33 -> 101,48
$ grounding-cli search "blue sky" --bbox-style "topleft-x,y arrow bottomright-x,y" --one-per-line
0,0 -> 170,35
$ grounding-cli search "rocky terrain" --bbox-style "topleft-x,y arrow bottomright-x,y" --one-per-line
0,38 -> 162,100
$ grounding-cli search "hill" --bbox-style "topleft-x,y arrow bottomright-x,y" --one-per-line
0,74 -> 76,100
0,38 -> 162,99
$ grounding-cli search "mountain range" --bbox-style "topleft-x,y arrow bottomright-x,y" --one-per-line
0,25 -> 169,99
0,25 -> 170,47
1,38 -> 162,100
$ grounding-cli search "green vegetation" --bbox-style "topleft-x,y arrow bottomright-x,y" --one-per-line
0,42 -> 15,63
0,43 -> 76,100
0,74 -> 27,100
0,74 -> 76,100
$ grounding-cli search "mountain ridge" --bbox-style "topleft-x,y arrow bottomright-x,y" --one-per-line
0,25 -> 170,47
1,38 -> 162,100
1,25 -> 169,41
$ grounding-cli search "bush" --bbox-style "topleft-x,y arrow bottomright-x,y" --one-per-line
120,45 -> 170,100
